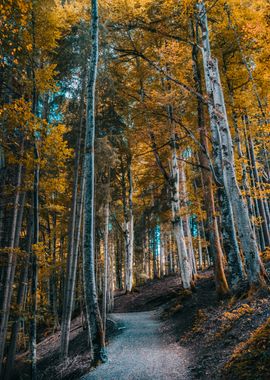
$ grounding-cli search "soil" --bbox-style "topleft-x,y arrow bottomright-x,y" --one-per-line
13,270 -> 270,380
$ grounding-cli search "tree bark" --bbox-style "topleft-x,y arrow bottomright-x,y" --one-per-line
160,227 -> 165,277
30,140 -> 39,380
170,134 -> 192,289
194,11 -> 242,292
82,0 -> 106,361
197,1 -> 266,288
0,144 -> 24,377
102,202 -> 109,335
60,67 -> 86,360
179,158 -> 197,277
121,157 -> 134,293
4,214 -> 32,380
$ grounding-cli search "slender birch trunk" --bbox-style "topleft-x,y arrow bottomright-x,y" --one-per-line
102,202 -> 109,335
170,136 -> 192,289
198,225 -> 203,270
242,120 -> 266,250
30,140 -> 39,380
60,68 -> 86,360
115,235 -> 123,290
82,217 -> 93,356
121,158 -> 134,293
4,215 -> 32,380
127,164 -> 134,290
179,158 -> 197,276
0,145 -> 23,377
48,212 -> 59,330
108,238 -> 114,312
145,232 -> 150,278
160,228 -> 165,277
223,56 -> 269,246
246,126 -> 270,247
82,0 -> 106,361
29,2 -> 40,377
168,232 -> 173,274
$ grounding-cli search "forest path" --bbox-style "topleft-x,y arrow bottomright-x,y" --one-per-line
83,311 -> 191,380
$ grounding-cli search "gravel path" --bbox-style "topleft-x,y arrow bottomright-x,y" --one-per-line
82,311 -> 191,380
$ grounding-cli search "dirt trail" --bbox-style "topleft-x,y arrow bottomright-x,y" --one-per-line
15,272 -> 270,379
82,311 -> 191,380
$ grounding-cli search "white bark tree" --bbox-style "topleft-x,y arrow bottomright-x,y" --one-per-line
170,137 -> 192,289
82,0 -> 107,361
197,1 -> 266,287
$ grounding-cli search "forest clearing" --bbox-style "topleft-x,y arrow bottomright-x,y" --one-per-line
0,0 -> 270,379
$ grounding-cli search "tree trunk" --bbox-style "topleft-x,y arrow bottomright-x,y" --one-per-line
246,125 -> 270,247
60,67 -> 86,360
194,11 -> 242,292
160,228 -> 165,277
121,158 -> 134,293
30,141 -> 39,380
0,146 -> 24,377
82,0 -> 106,362
197,1 -> 266,288
179,158 -> 197,277
4,215 -> 32,380
115,235 -> 123,290
170,137 -> 192,289
108,237 -> 114,313
168,232 -> 173,274
127,164 -> 134,290
102,202 -> 109,335
243,120 -> 266,251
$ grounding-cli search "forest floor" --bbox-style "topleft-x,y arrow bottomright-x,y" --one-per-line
14,270 -> 270,380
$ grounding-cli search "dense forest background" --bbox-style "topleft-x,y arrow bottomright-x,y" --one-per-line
0,0 -> 269,379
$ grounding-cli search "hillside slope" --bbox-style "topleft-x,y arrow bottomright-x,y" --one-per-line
14,272 -> 270,380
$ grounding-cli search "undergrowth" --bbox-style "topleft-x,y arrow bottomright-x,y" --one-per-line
213,304 -> 254,340
223,317 -> 270,380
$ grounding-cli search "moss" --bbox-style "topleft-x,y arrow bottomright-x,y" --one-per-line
224,317 -> 270,380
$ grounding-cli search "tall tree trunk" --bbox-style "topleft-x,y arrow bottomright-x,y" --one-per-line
179,158 -> 197,277
127,163 -> 134,290
168,232 -> 173,274
47,214 -> 59,330
107,237 -> 114,312
223,59 -> 261,248
243,120 -> 266,251
198,1 -> 266,288
102,202 -> 109,335
170,134 -> 192,289
60,67 -> 86,360
198,224 -> 203,270
121,158 -> 134,293
115,234 -> 123,289
30,141 -> 39,380
160,227 -> 165,277
82,0 -> 106,362
29,2 -> 40,377
193,14 -> 240,292
246,124 -> 270,248
0,145 -> 24,377
4,215 -> 32,380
